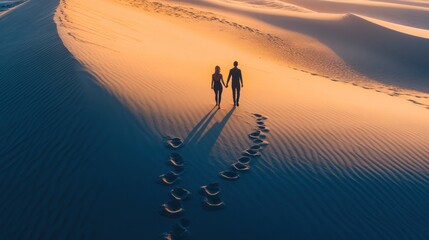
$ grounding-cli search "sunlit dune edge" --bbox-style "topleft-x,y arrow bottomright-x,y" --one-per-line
2,0 -> 429,238
54,0 -> 429,238
55,0 -> 429,170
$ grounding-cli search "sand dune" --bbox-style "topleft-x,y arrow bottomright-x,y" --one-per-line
222,0 -> 315,12
1,0 -> 429,238
0,0 -> 170,238
261,11 -> 429,91
358,14 -> 429,39
282,0 -> 429,28
51,0 -> 429,239
0,0 -> 26,15
176,0 -> 429,92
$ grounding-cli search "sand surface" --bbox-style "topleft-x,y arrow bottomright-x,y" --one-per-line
1,0 -> 429,239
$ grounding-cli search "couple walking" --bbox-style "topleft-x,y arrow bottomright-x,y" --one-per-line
211,61 -> 243,109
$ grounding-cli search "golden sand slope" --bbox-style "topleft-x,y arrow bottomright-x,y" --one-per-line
54,0 -> 429,238
55,0 -> 429,160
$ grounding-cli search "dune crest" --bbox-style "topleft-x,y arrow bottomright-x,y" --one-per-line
52,0 -> 429,239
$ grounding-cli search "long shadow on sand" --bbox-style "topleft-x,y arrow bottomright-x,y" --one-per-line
184,106 -> 218,145
185,107 -> 235,156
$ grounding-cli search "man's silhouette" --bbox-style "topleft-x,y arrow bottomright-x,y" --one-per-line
226,61 -> 243,106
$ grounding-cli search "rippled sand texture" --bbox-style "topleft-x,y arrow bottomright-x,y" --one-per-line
0,0 -> 26,16
52,0 -> 429,239
1,0 -> 429,239
0,0 -> 169,238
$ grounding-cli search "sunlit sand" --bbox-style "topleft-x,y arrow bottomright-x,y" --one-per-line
1,0 -> 429,238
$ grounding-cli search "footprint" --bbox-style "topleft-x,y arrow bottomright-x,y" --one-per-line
258,125 -> 266,129
161,232 -> 174,240
161,200 -> 185,216
257,140 -> 270,147
250,145 -> 262,151
162,219 -> 190,240
232,162 -> 251,171
201,183 -> 221,196
238,156 -> 251,164
160,171 -> 181,185
172,165 -> 185,175
408,99 -> 423,105
258,134 -> 267,139
166,137 -> 184,149
171,187 -> 191,201
260,128 -> 270,133
254,113 -> 262,117
242,149 -> 261,157
169,153 -> 184,167
248,130 -> 261,139
219,170 -> 240,180
256,121 -> 265,126
174,219 -> 191,237
203,195 -> 225,208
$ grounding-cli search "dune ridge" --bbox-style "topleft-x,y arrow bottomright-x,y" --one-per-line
0,0 -> 428,238
115,0 -> 429,106
0,0 -> 172,239
185,0 -> 429,94
0,0 -> 26,16
52,0 -> 429,239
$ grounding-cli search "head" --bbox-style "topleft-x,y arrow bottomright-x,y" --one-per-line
233,61 -> 238,67
215,66 -> 221,74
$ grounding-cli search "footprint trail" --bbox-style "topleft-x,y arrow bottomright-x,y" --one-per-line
159,137 -> 192,239
158,112 -> 270,238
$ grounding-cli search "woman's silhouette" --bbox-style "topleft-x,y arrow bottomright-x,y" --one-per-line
211,66 -> 226,109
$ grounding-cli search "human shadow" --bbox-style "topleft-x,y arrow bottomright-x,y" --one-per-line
184,106 -> 218,145
185,107 -> 235,157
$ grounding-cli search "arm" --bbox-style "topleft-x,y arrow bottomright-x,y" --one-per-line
226,70 -> 231,87
239,70 -> 243,87
221,75 -> 226,87
211,75 -> 214,89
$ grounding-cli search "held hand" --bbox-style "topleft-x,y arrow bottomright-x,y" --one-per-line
241,84 -> 244,88
226,84 -> 228,88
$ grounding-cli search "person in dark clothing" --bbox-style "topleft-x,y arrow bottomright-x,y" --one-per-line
211,66 -> 226,109
226,61 -> 243,106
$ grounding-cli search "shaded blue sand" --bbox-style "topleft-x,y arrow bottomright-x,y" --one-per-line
0,1 -> 25,12
175,108 -> 429,240
1,0 -> 429,239
0,0 -> 167,239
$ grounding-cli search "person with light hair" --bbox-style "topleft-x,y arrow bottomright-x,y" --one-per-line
211,65 -> 226,109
